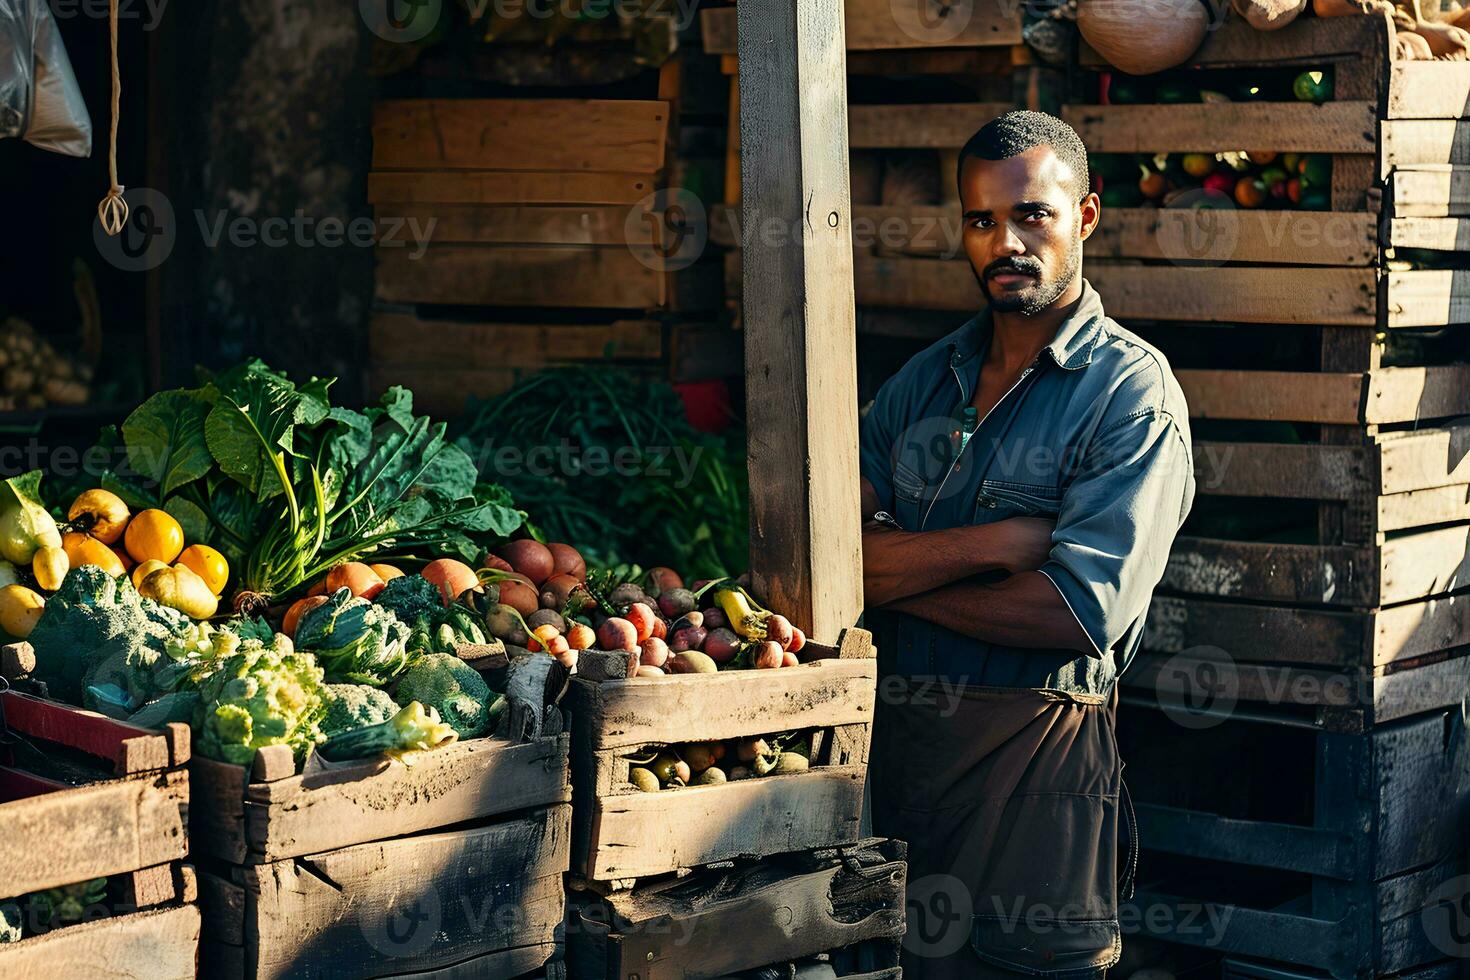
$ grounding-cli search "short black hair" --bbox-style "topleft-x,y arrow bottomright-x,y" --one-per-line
957,110 -> 1090,202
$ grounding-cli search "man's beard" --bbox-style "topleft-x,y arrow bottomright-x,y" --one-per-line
976,240 -> 1081,315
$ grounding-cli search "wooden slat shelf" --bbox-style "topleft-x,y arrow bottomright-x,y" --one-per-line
699,0 -> 1022,54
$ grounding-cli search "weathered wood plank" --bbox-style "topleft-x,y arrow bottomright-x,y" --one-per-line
1145,595 -> 1368,667
1078,12 -> 1386,69
246,806 -> 569,980
0,902 -> 200,979
1365,365 -> 1470,424
1177,370 -> 1364,424
369,313 -> 663,367
848,103 -> 1015,149
375,244 -> 665,309
1132,803 -> 1355,879
701,0 -> 1021,53
372,203 -> 656,246
1378,485 -> 1470,531
1380,526 -> 1470,606
572,658 -> 876,749
1087,265 -> 1377,325
1385,61 -> 1470,120
1377,424 -> 1470,494
586,766 -> 866,880
0,691 -> 172,775
1061,103 -> 1377,154
1192,441 -> 1365,500
1162,538 -> 1375,607
199,869 -> 246,947
1089,208 -> 1376,266
1381,120 -> 1470,172
738,0 -> 863,643
0,770 -> 188,898
1389,165 -> 1470,217
372,99 -> 668,172
1384,269 -> 1470,326
367,171 -> 657,206
1386,216 -> 1470,252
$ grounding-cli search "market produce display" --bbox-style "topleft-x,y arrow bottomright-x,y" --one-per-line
0,318 -> 92,411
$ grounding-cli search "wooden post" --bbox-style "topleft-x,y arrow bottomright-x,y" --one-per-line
737,0 -> 862,642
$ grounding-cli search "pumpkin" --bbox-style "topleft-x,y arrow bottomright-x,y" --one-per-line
1076,0 -> 1211,76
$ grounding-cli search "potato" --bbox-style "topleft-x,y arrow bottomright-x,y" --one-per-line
546,542 -> 586,581
485,603 -> 529,646
526,608 -> 566,634
639,637 -> 670,668
496,539 -> 554,586
736,737 -> 770,763
692,767 -> 727,785
596,617 -> 639,652
668,651 -> 718,674
645,566 -> 683,596
499,580 -> 540,617
657,588 -> 697,618
703,628 -> 741,664
607,583 -> 645,608
753,641 -> 784,669
480,553 -> 514,574
683,742 -> 720,773
650,615 -> 668,640
788,627 -> 806,654
635,664 -> 665,677
670,626 -> 707,653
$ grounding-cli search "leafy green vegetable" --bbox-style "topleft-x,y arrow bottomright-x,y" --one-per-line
193,642 -> 326,766
123,389 -> 215,497
377,574 -> 489,658
391,653 -> 493,738
316,701 -> 458,763
127,691 -> 203,729
27,878 -> 108,929
321,683 -> 401,737
28,566 -> 191,707
294,587 -> 412,686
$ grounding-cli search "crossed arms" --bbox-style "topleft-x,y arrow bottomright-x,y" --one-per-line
860,477 -> 1097,655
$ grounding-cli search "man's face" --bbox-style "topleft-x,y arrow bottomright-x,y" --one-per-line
959,145 -> 1100,315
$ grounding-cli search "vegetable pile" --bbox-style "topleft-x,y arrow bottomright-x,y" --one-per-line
625,732 -> 813,792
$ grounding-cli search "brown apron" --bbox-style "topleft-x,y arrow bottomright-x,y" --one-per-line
869,681 -> 1136,979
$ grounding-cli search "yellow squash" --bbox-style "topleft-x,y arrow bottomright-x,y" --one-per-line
131,559 -> 170,591
139,564 -> 218,619
0,584 -> 45,638
124,509 -> 184,565
177,544 -> 229,597
31,545 -> 69,591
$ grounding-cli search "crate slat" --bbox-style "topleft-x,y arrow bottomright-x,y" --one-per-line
1061,103 -> 1377,155
0,902 -> 200,979
1382,119 -> 1470,172
367,170 -> 658,206
375,244 -> 666,309
1089,208 -> 1377,267
371,203 -> 657,246
1389,165 -> 1470,217
369,313 -> 663,367
699,0 -> 1021,53
1178,366 -> 1470,424
371,99 -> 668,173
1092,265 -> 1377,325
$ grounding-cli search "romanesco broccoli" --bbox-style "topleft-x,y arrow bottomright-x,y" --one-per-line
193,642 -> 326,766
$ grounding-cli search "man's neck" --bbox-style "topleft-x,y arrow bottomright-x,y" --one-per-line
987,278 -> 1084,375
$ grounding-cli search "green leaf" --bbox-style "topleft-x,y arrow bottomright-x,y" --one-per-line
204,362 -> 331,502
123,389 -> 213,497
163,495 -> 211,545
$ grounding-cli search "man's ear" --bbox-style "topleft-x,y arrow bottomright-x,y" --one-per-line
1078,192 -> 1101,242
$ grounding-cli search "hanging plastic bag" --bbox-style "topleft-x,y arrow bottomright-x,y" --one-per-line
0,0 -> 92,157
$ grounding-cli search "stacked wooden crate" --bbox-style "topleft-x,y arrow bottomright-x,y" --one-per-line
192,657 -> 573,979
1059,13 -> 1470,978
564,627 -> 907,974
0,689 -> 198,977
367,96 -> 675,416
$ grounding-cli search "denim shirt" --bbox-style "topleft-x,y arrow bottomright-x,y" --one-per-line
859,280 -> 1195,694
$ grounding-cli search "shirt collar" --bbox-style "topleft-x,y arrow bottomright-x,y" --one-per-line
950,278 -> 1108,372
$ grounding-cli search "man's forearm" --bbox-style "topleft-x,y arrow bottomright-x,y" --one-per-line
883,571 -> 1097,655
862,522 -> 1014,606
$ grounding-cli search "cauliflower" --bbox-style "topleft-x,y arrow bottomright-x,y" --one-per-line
294,588 -> 411,686
193,642 -> 326,766
29,565 -> 190,708
392,653 -> 493,738
320,683 -> 401,737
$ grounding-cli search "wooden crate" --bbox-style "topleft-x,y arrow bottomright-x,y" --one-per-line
191,729 -> 570,865
567,837 -> 905,978
1115,698 -> 1470,977
199,803 -> 570,980
568,628 -> 876,886
0,901 -> 201,979
0,690 -> 190,899
700,0 -> 1022,54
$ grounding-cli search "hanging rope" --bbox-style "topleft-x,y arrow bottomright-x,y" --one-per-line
97,0 -> 128,236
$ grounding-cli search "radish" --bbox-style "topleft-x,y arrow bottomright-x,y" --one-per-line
703,628 -> 740,663
597,617 -> 639,652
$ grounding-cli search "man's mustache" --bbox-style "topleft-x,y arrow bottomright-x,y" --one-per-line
983,258 -> 1042,279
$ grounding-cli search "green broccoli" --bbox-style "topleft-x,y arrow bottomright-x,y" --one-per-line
317,701 -> 458,763
30,566 -> 190,707
392,653 -> 493,738
193,642 -> 327,767
375,575 -> 442,629
320,683 -> 401,737
378,575 -> 487,659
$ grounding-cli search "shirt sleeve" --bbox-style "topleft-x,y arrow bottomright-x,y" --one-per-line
1037,409 -> 1194,657
858,381 -> 901,514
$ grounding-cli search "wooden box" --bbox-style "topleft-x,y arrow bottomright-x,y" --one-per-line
191,731 -> 571,865
1118,698 -> 1470,977
568,628 -> 876,886
568,838 -> 906,979
0,690 -> 197,976
199,803 -> 571,980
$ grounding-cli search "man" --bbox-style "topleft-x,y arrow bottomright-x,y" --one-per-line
861,111 -> 1195,978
